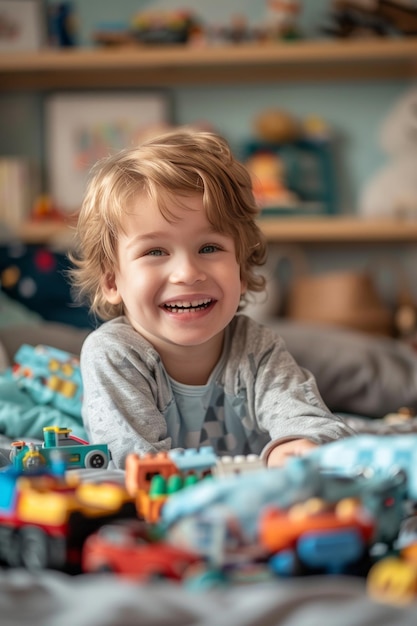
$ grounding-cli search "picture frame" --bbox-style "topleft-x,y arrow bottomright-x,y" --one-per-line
45,91 -> 171,213
0,0 -> 45,51
243,138 -> 338,216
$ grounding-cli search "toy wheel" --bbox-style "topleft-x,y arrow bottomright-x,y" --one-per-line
19,526 -> 50,571
23,455 -> 45,471
84,449 -> 108,469
2,530 -> 21,567
148,569 -> 170,582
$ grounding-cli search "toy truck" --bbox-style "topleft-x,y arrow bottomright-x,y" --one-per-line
0,465 -> 135,573
10,426 -> 110,471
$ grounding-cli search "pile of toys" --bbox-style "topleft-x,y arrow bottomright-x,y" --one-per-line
92,3 -> 304,49
0,449 -> 133,573
4,430 -> 417,605
159,444 -> 408,590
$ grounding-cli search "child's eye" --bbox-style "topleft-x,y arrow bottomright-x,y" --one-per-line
200,244 -> 221,254
145,248 -> 165,257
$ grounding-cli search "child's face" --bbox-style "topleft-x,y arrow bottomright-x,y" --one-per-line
103,192 -> 245,357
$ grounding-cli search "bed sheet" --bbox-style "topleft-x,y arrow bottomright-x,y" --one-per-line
2,568 -> 417,626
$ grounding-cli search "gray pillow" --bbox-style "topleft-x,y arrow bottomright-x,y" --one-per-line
265,318 -> 417,419
0,322 -> 90,364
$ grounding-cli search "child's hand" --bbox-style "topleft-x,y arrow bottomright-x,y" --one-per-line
267,438 -> 318,468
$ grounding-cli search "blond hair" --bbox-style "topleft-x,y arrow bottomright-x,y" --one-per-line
70,127 -> 267,320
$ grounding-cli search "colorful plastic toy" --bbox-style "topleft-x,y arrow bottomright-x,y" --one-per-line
162,458 -> 323,537
260,497 -> 375,575
168,447 -> 217,475
308,434 -> 417,500
125,448 -> 215,522
161,458 -> 321,560
367,542 -> 417,606
212,454 -> 265,478
162,451 -> 408,572
0,465 -> 135,572
318,469 -> 407,545
82,519 -> 202,580
166,502 -> 268,568
10,426 -> 110,471
125,447 -> 216,494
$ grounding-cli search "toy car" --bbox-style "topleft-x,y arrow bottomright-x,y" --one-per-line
82,519 -> 202,581
0,466 -> 136,572
10,426 -> 110,471
259,497 -> 376,576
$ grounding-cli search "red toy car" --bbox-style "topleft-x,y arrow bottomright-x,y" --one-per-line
82,519 -> 202,581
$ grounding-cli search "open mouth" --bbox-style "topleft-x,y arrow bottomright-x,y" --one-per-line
163,298 -> 213,313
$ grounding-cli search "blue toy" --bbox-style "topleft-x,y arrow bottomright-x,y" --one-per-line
11,344 -> 82,418
168,447 -> 217,475
308,434 -> 417,500
162,457 -> 322,537
10,426 -> 110,471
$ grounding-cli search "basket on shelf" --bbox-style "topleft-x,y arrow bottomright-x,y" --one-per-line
282,248 -> 416,337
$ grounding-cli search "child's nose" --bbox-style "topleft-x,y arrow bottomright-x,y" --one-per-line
170,254 -> 206,284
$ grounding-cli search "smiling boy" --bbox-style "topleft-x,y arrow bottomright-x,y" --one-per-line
71,128 -> 352,468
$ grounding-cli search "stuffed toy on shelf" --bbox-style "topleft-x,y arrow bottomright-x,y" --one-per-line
360,86 -> 417,220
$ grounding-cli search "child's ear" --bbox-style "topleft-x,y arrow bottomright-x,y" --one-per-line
101,272 -> 122,304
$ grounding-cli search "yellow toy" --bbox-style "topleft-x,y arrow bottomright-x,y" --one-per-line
367,553 -> 417,606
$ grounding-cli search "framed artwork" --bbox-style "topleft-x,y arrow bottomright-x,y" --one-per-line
46,91 -> 171,213
0,0 -> 45,51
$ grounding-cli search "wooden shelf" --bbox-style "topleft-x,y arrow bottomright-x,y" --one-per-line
259,216 -> 417,243
1,38 -> 417,90
12,217 -> 417,245
4,39 -> 417,248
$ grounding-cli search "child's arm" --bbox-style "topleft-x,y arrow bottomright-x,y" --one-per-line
230,316 -> 354,454
80,321 -> 172,468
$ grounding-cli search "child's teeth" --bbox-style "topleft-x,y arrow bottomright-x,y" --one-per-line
165,299 -> 211,311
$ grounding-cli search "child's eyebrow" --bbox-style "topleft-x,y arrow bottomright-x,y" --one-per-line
124,226 -> 230,251
125,232 -> 165,248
